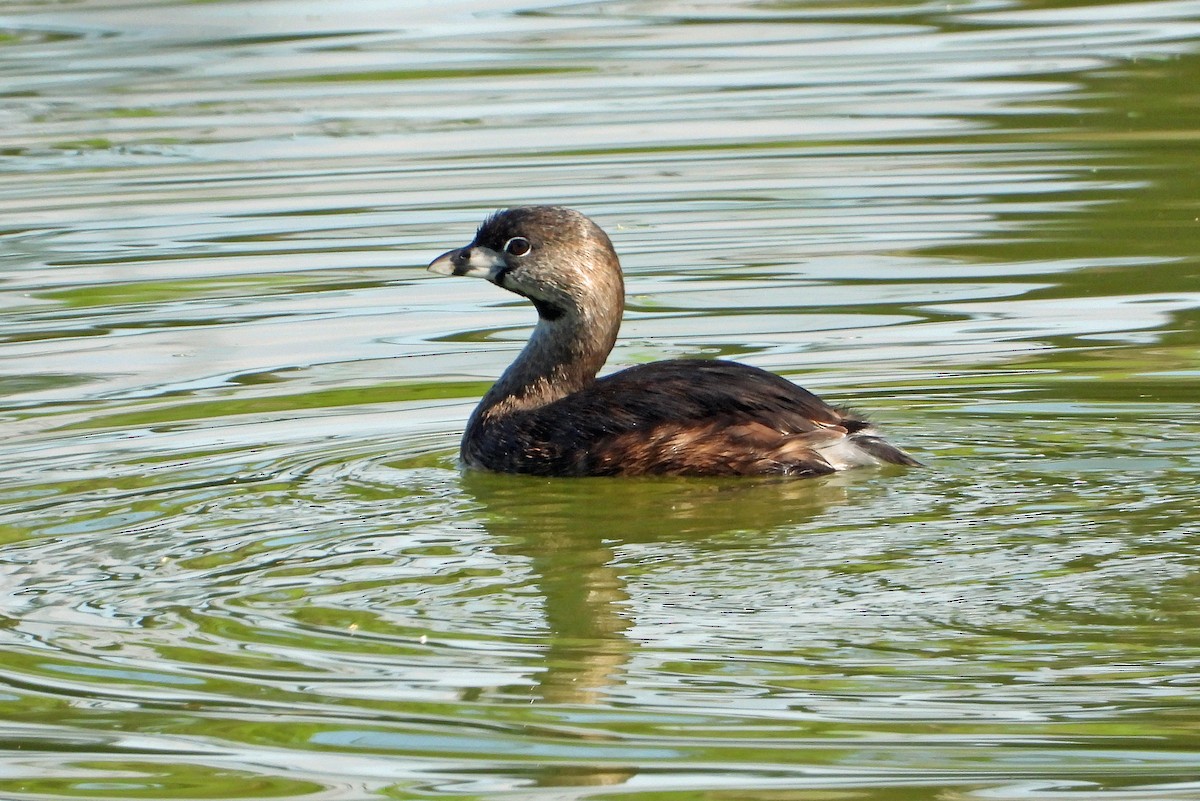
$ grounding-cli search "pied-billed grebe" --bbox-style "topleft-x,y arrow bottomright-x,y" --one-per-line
428,206 -> 919,477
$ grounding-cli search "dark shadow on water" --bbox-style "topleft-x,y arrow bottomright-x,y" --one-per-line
456,469 -> 848,788
459,469 -> 846,543
460,470 -> 844,689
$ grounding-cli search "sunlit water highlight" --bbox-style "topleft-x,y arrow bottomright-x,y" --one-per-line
2,1 -> 1200,799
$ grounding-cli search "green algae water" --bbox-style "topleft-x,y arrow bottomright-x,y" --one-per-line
2,1 -> 1200,798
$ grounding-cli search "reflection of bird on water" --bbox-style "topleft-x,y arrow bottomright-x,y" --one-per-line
461,469 -> 844,694
454,466 -> 850,790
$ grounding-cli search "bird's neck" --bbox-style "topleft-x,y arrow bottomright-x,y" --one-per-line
471,306 -> 620,421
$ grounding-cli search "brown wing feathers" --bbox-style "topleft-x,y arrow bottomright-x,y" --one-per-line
477,360 -> 861,476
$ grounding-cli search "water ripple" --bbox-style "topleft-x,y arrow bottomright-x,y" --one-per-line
2,0 -> 1200,798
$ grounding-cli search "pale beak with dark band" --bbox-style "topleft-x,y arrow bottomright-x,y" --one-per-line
428,245 -> 506,282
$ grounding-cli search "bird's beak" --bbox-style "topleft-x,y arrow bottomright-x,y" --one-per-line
427,245 -> 506,282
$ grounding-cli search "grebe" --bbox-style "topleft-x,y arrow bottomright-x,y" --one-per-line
428,206 -> 919,477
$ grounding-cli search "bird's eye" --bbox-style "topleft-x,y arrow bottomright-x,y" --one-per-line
503,236 -> 532,257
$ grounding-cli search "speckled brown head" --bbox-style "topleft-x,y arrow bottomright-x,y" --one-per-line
428,206 -> 628,421
428,206 -> 624,326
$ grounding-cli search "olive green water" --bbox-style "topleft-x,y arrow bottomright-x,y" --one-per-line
2,1 -> 1200,799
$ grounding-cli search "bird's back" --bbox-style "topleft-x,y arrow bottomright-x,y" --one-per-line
462,359 -> 919,477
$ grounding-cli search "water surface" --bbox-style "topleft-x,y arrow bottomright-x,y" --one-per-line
2,0 -> 1200,799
